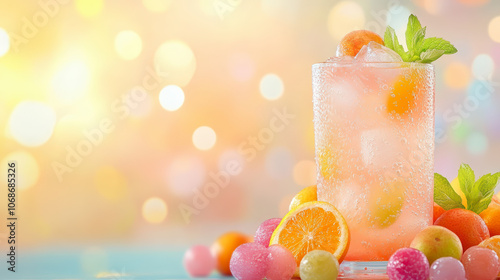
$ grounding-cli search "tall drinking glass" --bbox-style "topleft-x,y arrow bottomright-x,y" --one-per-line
312,62 -> 435,273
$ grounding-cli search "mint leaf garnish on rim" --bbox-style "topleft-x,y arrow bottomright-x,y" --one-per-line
384,26 -> 409,61
384,14 -> 457,63
434,164 -> 500,214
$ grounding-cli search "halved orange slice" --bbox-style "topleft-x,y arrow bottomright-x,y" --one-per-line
269,201 -> 350,276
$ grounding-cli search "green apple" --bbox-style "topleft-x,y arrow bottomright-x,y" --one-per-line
410,225 -> 462,265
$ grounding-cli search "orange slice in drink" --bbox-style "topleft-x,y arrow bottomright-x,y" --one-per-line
269,201 -> 350,276
386,70 -> 423,118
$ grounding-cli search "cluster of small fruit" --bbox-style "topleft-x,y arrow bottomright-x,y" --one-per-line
387,180 -> 500,280
183,216 -> 341,280
229,218 -> 341,280
387,227 -> 500,280
183,185 -> 347,280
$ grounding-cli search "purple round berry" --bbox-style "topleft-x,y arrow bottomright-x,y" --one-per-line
230,243 -> 269,280
387,248 -> 429,280
254,218 -> 281,247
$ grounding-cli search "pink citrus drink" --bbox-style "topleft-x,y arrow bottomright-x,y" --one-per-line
313,61 -> 435,261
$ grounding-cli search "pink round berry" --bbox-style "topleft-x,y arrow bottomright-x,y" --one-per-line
183,245 -> 215,277
266,245 -> 297,280
230,243 -> 269,280
461,246 -> 500,280
387,248 -> 429,280
255,218 -> 281,247
429,257 -> 466,280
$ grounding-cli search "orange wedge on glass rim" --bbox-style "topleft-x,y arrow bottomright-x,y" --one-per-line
269,201 -> 350,276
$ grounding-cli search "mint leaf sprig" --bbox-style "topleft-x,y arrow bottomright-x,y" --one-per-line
384,14 -> 457,63
434,163 -> 500,214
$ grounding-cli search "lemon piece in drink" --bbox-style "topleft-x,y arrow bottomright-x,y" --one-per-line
368,179 -> 405,228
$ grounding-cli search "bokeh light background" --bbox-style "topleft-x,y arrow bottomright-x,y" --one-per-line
0,0 -> 500,277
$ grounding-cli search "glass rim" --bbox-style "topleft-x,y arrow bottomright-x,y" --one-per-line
312,61 -> 434,69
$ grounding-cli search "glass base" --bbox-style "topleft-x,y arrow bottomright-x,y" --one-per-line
340,261 -> 387,277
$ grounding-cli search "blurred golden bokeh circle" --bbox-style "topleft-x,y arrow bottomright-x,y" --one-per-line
114,30 -> 143,60
142,0 -> 171,13
159,85 -> 185,111
154,40 -> 196,87
51,60 -> 91,104
1,150 -> 39,191
328,1 -> 365,41
142,197 -> 168,224
259,73 -> 284,100
75,0 -> 103,17
412,0 -> 450,15
472,54 -> 495,79
0,28 -> 10,57
292,160 -> 317,186
94,166 -> 128,201
444,62 -> 471,89
489,16 -> 500,43
192,126 -> 217,150
8,101 -> 57,147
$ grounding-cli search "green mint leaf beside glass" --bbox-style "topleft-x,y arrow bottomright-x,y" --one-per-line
468,172 -> 500,213
434,165 -> 500,214
458,163 -> 475,204
434,173 -> 465,210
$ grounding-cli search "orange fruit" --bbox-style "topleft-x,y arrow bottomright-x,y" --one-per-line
479,235 -> 500,257
434,208 -> 490,251
479,201 -> 500,236
433,202 -> 446,223
211,232 -> 252,275
478,235 -> 500,277
269,201 -> 350,277
337,30 -> 384,57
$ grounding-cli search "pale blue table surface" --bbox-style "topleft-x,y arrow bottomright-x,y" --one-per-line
1,246 -> 214,280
